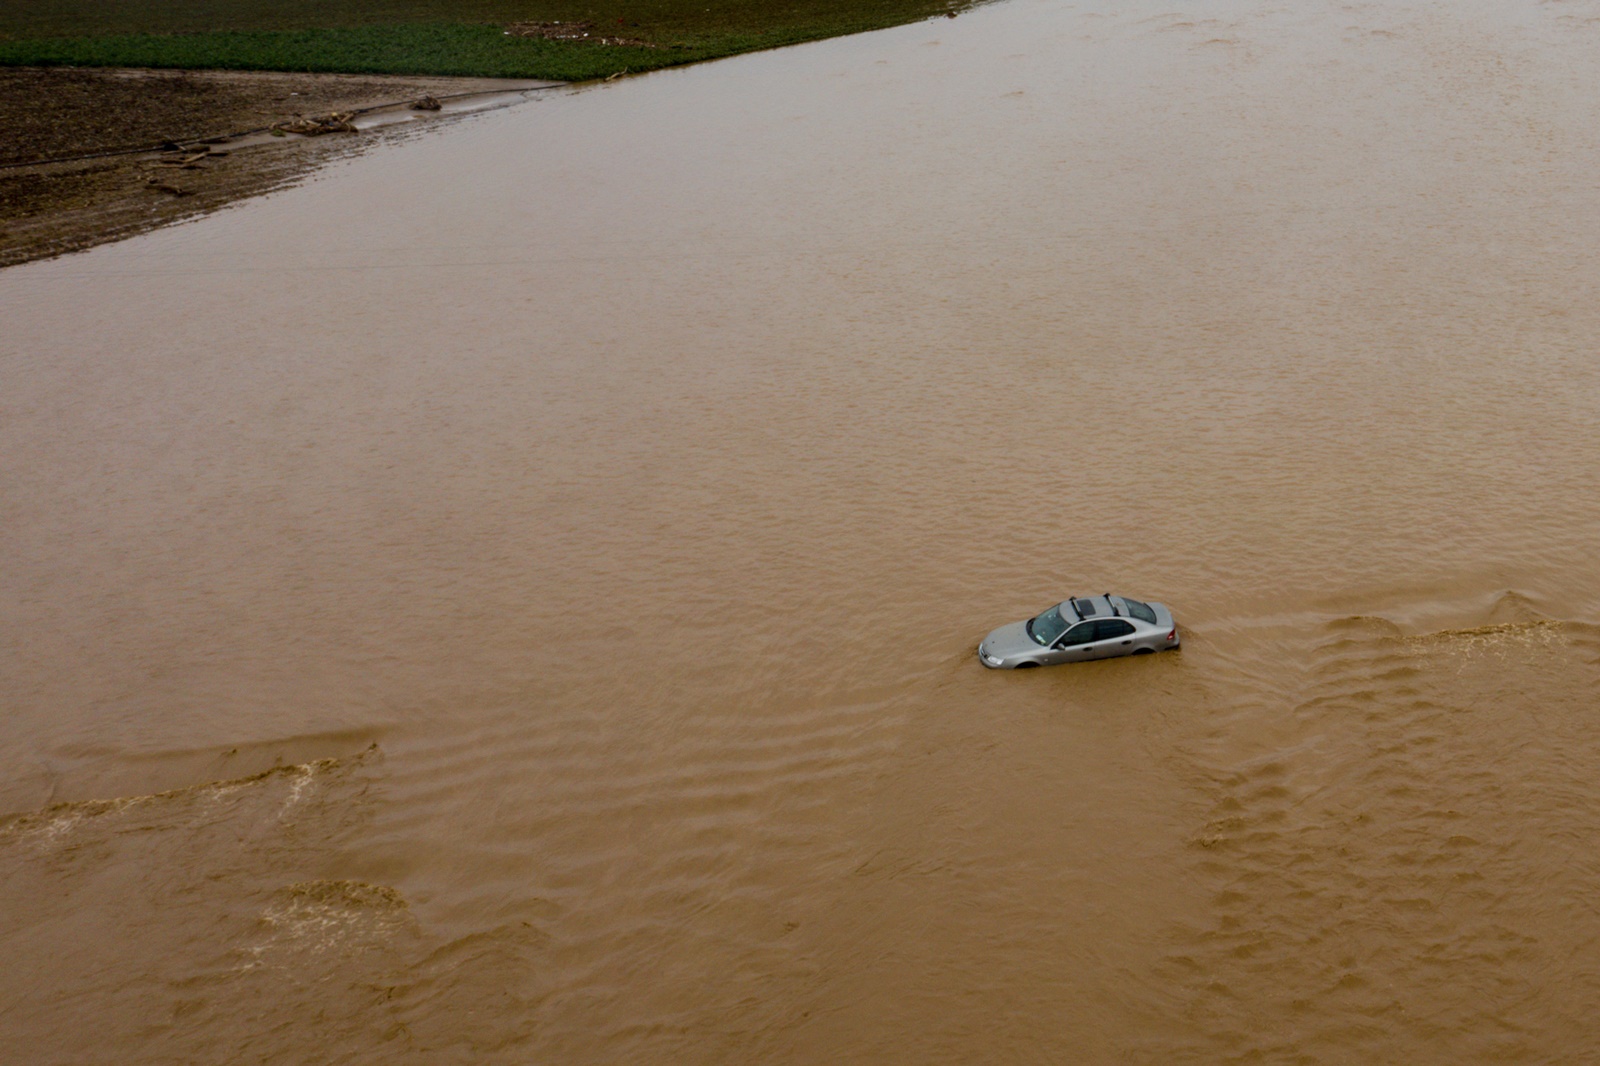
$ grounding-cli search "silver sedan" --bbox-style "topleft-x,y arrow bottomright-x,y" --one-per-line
978,594 -> 1179,669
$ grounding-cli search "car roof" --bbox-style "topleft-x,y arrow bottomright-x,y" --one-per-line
1062,594 -> 1150,622
1064,594 -> 1113,620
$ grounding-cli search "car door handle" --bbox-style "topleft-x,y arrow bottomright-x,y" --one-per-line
1120,640 -> 1132,645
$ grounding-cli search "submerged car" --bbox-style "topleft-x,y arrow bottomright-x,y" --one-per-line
978,593 -> 1179,669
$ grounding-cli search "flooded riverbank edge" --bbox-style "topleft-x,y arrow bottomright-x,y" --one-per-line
0,68 -> 561,268
0,3 -> 982,268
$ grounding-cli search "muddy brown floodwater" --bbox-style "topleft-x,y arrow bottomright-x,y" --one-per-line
5,0 -> 1600,1060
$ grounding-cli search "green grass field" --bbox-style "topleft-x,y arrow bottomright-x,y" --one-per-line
0,0 -> 976,81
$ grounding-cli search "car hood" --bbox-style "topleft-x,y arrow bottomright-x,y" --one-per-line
982,620 -> 1041,659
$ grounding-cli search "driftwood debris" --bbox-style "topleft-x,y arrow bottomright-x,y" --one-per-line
145,178 -> 193,196
271,112 -> 358,136
148,148 -> 213,171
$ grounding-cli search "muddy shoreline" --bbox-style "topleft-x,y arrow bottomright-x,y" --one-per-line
0,67 -> 558,268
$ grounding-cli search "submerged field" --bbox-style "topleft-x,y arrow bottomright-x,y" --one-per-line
0,0 -> 976,80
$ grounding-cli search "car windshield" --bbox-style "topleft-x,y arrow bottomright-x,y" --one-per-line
1026,604 -> 1071,646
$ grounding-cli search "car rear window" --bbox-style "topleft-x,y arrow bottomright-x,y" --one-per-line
1122,598 -> 1158,624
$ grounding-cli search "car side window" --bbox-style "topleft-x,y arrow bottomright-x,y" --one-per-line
1093,619 -> 1136,641
1056,622 -> 1097,647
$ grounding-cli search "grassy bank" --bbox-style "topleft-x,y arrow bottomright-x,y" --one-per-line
0,0 -> 976,81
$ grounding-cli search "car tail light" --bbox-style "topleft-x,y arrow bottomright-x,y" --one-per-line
1166,629 -> 1176,641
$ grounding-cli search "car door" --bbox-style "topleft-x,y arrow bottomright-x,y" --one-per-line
1086,618 -> 1137,659
1047,620 -> 1099,663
